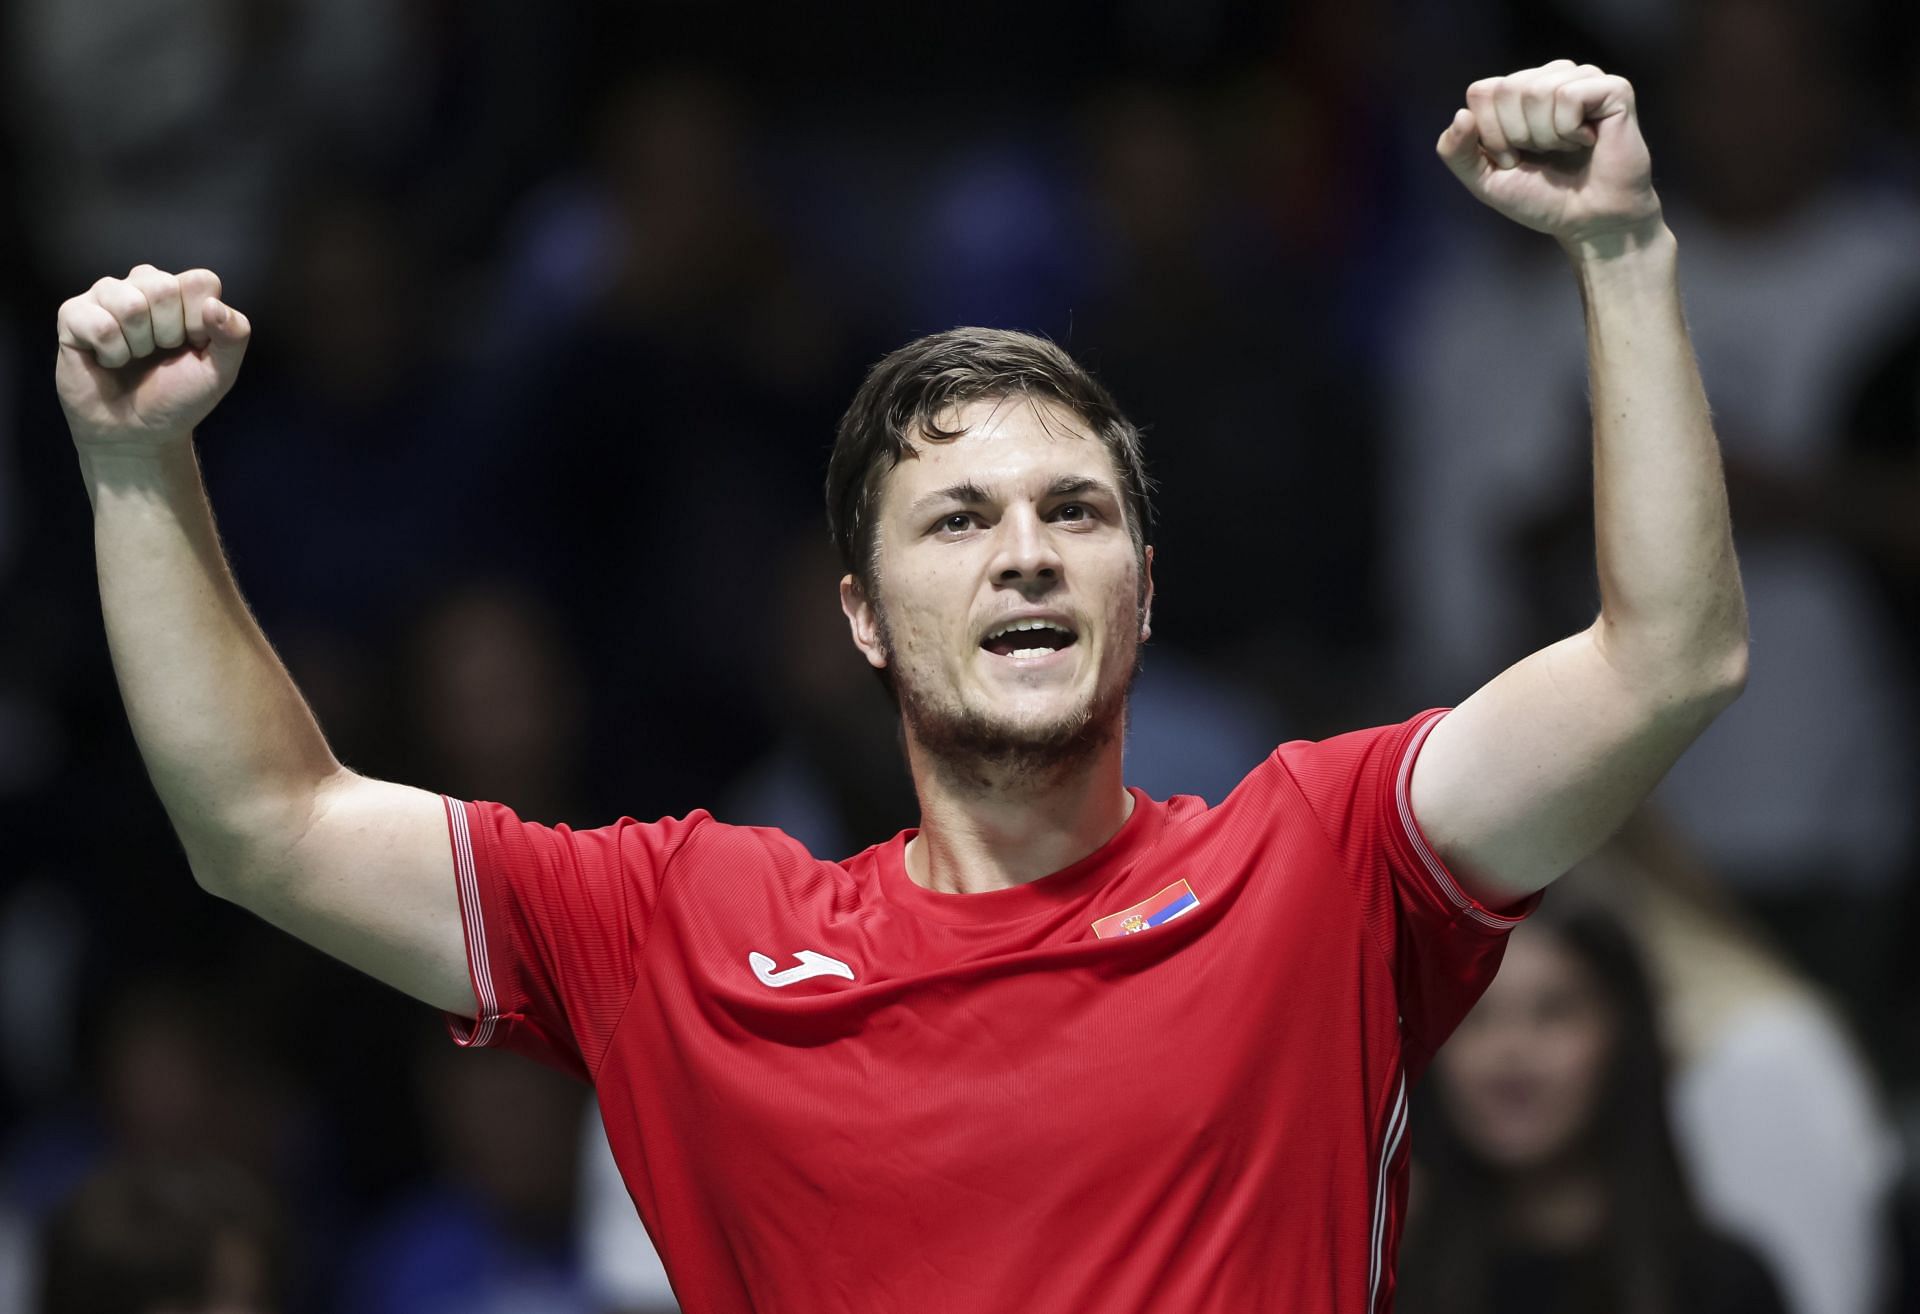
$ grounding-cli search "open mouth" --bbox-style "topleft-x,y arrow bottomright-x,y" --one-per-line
980,618 -> 1078,660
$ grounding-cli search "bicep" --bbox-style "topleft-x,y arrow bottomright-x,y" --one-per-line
220,770 -> 475,1017
1409,625 -> 1735,902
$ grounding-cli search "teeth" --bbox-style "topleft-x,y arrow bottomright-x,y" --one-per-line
1009,648 -> 1054,659
986,618 -> 1073,641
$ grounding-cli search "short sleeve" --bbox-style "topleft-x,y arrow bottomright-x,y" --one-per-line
440,795 -> 709,1082
1273,708 -> 1540,1070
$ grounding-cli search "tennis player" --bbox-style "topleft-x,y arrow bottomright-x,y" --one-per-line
58,62 -> 1745,1313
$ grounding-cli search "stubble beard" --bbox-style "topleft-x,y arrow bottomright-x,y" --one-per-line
880,611 -> 1138,790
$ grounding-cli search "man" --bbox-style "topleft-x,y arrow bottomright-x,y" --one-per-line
58,62 -> 1744,1313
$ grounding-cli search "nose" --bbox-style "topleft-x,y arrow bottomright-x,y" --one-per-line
989,506 -> 1062,587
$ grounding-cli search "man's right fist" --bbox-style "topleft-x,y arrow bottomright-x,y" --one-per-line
56,265 -> 252,449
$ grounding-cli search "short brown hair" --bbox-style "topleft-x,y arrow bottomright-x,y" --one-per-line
825,328 -> 1154,590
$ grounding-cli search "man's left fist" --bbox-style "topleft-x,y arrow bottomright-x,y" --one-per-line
1437,60 -> 1662,250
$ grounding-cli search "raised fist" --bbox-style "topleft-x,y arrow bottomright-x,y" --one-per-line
1436,61 -> 1662,249
56,266 -> 252,450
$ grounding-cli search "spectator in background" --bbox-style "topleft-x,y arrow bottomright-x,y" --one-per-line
1,0 -> 442,299
1071,80 -> 1388,731
399,580 -> 643,1311
337,1038 -> 589,1314
200,184 -> 515,650
1389,0 -> 1920,1002
1401,899 -> 1786,1314
37,1156 -> 280,1314
3,0 -> 279,297
1643,0 -> 1920,911
2,979 -> 304,1238
716,529 -> 923,856
484,65 -> 849,409
404,580 -> 591,829
1562,812 -> 1900,1314
1836,287 -> 1920,1102
478,67 -> 856,821
577,1105 -> 679,1314
1837,300 -> 1920,1307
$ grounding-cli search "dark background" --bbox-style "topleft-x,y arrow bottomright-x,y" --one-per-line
2,0 -> 1918,1309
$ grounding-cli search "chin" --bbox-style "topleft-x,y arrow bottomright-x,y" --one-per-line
902,677 -> 1128,776
1470,1127 -> 1573,1172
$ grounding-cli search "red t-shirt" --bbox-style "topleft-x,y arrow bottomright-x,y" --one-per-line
441,708 -> 1536,1314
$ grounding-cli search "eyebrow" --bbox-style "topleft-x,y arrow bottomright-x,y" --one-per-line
907,475 -> 1118,518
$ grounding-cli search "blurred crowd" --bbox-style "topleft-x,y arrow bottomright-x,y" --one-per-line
1,0 -> 1917,1310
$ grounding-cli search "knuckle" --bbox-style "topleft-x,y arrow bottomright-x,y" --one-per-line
132,268 -> 178,299
1466,79 -> 1499,101
103,284 -> 147,319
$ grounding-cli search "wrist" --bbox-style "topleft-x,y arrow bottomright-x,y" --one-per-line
75,430 -> 196,468
1559,216 -> 1676,270
76,433 -> 199,498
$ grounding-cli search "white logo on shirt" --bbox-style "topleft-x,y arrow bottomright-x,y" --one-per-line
749,949 -> 856,988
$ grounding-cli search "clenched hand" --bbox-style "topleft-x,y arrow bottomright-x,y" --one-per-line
57,265 -> 251,451
1437,61 -> 1662,250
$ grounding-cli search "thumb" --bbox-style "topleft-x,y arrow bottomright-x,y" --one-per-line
1435,107 -> 1493,189
200,296 -> 252,369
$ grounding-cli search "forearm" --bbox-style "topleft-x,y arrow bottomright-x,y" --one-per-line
1571,224 -> 1748,695
80,437 -> 344,882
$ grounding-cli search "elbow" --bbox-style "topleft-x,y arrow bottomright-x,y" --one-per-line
1682,642 -> 1747,724
1712,638 -> 1750,703
183,843 -> 248,904
178,770 -> 343,903
1594,617 -> 1748,717
1667,635 -> 1749,721
178,817 -> 283,906
190,864 -> 234,901
1691,594 -> 1751,708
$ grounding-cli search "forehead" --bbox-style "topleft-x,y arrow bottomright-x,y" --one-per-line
877,394 -> 1123,508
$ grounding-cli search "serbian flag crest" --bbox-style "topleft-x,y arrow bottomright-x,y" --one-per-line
1091,878 -> 1201,940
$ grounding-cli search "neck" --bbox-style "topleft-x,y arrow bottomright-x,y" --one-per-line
1502,1162 -> 1607,1251
902,731 -> 1132,895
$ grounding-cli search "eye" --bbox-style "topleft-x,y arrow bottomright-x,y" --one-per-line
1053,503 -> 1094,523
936,512 -> 976,535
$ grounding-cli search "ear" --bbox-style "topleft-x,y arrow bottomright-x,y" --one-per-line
1139,545 -> 1156,642
840,573 -> 889,670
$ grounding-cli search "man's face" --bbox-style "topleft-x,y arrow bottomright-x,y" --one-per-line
840,394 -> 1154,772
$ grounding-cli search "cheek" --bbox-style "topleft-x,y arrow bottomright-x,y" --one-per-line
1435,1028 -> 1492,1084
1100,564 -> 1148,645
881,593 -> 970,673
1551,1021 -> 1613,1101
1430,1031 -> 1500,1123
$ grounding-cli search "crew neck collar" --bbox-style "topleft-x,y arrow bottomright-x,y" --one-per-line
875,787 -> 1169,926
